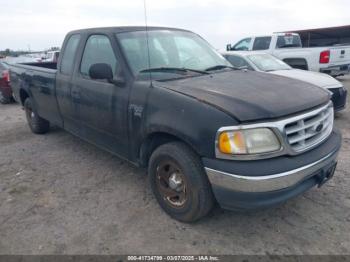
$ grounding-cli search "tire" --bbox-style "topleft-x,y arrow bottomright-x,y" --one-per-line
0,90 -> 11,104
24,98 -> 50,134
148,142 -> 214,222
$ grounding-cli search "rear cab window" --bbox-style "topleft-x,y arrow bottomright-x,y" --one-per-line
252,37 -> 272,50
276,34 -> 302,48
60,34 -> 81,75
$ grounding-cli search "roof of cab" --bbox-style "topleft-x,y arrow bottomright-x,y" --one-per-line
67,26 -> 192,35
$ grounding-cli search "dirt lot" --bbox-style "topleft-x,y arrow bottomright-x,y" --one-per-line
0,77 -> 349,255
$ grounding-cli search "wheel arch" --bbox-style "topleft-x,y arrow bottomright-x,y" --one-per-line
138,130 -> 199,168
19,88 -> 30,106
282,58 -> 309,70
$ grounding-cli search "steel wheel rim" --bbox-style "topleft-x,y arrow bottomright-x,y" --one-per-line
155,160 -> 187,208
25,104 -> 35,122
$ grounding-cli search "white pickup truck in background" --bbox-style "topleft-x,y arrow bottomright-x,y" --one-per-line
227,33 -> 350,76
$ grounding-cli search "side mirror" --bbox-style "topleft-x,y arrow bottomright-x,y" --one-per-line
89,63 -> 126,87
226,44 -> 232,51
89,63 -> 113,81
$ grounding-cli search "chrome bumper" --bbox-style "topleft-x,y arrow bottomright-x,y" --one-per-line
320,64 -> 350,75
205,150 -> 338,193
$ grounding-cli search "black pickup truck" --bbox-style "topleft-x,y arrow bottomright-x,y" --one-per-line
10,27 -> 341,222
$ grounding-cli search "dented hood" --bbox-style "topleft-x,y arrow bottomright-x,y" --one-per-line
157,70 -> 330,122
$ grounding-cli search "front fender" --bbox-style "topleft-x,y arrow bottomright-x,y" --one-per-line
142,86 -> 237,158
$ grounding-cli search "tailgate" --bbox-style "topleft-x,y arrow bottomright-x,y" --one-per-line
329,46 -> 350,65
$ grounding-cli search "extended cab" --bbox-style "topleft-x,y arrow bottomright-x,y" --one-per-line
10,27 -> 341,222
227,33 -> 350,76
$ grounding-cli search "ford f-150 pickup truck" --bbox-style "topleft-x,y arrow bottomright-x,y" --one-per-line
9,27 -> 341,222
226,33 -> 350,76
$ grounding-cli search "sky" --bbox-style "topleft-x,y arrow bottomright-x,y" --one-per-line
0,0 -> 349,51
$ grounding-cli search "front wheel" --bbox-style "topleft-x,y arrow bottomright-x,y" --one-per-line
24,98 -> 50,134
148,142 -> 214,222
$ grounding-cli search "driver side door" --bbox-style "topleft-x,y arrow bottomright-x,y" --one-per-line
71,34 -> 130,158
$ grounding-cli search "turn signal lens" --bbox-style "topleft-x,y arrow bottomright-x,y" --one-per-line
218,132 -> 231,153
219,131 -> 247,154
217,128 -> 280,155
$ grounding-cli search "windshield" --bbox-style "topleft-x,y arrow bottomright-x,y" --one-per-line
276,35 -> 302,48
116,30 -> 230,78
247,54 -> 291,72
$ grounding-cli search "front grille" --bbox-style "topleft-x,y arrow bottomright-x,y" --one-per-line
284,104 -> 334,152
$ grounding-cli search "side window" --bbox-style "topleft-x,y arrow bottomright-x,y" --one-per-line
276,35 -> 302,48
233,38 -> 251,51
60,34 -> 81,75
252,37 -> 272,51
225,55 -> 250,68
80,35 -> 118,77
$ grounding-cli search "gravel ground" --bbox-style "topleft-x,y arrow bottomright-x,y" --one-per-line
0,76 -> 349,255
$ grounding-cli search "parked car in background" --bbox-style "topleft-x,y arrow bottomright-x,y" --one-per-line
223,51 -> 347,112
42,51 -> 60,63
226,33 -> 350,77
0,62 -> 13,104
9,27 -> 341,222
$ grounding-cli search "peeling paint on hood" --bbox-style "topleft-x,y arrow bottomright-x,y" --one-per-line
157,70 -> 331,122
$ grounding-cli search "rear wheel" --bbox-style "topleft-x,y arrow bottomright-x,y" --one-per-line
24,98 -> 50,134
148,142 -> 214,222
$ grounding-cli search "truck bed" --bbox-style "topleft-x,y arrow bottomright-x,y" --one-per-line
10,61 -> 57,72
21,61 -> 58,70
9,62 -> 62,126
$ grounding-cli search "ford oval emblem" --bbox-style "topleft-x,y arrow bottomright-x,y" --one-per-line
315,124 -> 324,132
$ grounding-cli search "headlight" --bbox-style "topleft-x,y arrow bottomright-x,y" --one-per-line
217,128 -> 281,155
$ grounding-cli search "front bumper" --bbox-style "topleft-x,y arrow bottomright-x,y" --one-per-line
203,130 -> 341,210
320,64 -> 350,76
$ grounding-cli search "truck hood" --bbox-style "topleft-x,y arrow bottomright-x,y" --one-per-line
157,70 -> 330,122
270,69 -> 343,89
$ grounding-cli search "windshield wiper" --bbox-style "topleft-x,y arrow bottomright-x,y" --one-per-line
205,65 -> 239,71
140,67 -> 209,75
